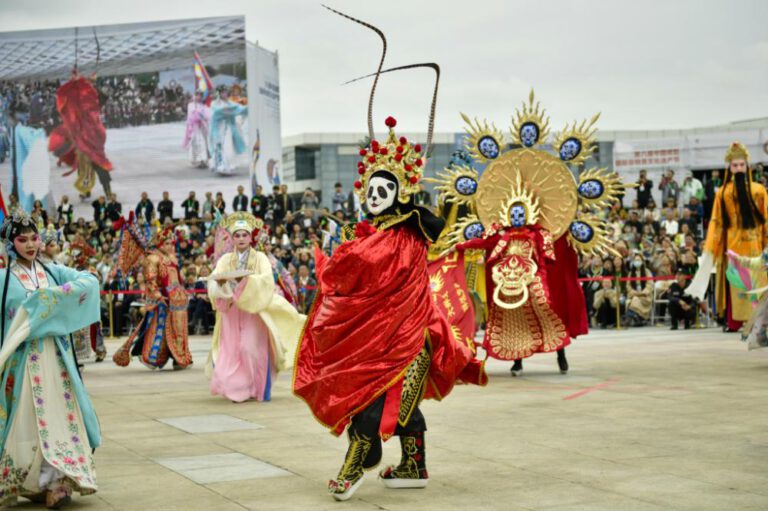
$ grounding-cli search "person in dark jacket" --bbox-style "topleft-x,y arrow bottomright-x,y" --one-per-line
182,191 -> 200,220
668,269 -> 697,330
232,185 -> 249,212
158,191 -> 174,224
135,191 -> 154,224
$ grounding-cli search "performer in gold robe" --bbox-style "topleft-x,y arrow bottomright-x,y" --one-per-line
690,142 -> 768,330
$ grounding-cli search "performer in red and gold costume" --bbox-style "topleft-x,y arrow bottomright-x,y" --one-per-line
48,72 -> 113,198
690,142 -> 768,331
112,220 -> 192,370
293,13 -> 485,498
434,91 -> 623,375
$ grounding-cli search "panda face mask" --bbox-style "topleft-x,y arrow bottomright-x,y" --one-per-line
366,174 -> 398,216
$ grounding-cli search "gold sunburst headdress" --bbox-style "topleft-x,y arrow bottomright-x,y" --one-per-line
434,89 -> 626,258
510,89 -> 550,148
497,173 -> 540,229
551,113 -> 600,167
576,167 -> 629,211
461,114 -> 504,163
427,164 -> 479,206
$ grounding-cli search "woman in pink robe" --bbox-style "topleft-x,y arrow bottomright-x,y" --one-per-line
206,213 -> 305,402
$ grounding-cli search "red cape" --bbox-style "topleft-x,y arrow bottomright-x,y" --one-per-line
293,223 -> 486,436
546,236 -> 589,339
48,76 -> 113,171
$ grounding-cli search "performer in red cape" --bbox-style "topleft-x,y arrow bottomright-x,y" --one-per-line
435,90 -> 624,376
48,72 -> 113,199
294,98 -> 486,504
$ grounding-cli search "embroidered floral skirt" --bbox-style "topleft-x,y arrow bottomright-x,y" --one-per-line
0,339 -> 97,505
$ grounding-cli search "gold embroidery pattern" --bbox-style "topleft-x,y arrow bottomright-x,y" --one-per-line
386,436 -> 421,479
398,345 -> 431,427
330,431 -> 372,494
485,273 -> 566,360
491,239 -> 537,309
529,275 -> 568,352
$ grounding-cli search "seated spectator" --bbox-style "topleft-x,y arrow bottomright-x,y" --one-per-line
594,279 -> 620,329
668,269 -> 697,330
624,253 -> 653,327
643,199 -> 660,222
661,210 -> 679,236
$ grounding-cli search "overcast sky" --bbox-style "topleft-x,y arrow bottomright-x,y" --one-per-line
1,0 -> 766,136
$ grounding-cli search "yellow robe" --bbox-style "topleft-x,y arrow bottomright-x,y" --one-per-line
205,249 -> 306,377
704,181 -> 768,321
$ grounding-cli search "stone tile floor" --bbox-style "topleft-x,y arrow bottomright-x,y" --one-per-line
22,326 -> 768,510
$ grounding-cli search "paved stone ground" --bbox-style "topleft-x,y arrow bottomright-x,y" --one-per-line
19,326 -> 768,511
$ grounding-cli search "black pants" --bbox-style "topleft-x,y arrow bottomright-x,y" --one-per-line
596,302 -> 617,327
670,302 -> 695,325
190,299 -> 213,333
349,394 -> 426,438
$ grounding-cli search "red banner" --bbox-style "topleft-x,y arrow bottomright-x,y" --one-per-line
428,252 -> 476,353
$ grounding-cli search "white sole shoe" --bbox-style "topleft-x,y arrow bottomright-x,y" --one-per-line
380,477 -> 428,489
330,476 -> 364,501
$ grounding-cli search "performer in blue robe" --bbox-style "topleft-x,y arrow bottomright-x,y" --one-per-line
0,211 -> 101,508
208,88 -> 248,175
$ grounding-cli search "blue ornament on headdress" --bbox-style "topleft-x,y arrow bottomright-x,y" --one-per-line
463,222 -> 485,240
455,176 -> 478,196
569,220 -> 594,243
519,122 -> 539,148
559,138 -> 582,162
578,179 -> 605,200
478,136 -> 500,159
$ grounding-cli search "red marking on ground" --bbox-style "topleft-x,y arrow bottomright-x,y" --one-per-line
563,378 -> 620,400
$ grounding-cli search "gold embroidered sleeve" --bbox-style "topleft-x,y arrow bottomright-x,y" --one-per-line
143,254 -> 163,304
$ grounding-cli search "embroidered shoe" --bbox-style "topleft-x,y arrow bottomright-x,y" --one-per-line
379,432 -> 428,489
328,431 -> 373,501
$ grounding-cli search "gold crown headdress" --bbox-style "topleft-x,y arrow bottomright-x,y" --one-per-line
221,212 -> 261,235
153,226 -> 176,246
354,116 -> 426,204
323,5 -> 440,204
725,141 -> 750,164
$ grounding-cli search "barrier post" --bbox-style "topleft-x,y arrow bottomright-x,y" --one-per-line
107,292 -> 115,339
615,274 -> 622,329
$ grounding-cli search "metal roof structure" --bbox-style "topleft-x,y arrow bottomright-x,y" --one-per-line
0,16 -> 245,81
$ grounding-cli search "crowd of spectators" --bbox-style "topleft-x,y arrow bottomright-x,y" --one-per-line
3,182 -> 340,337
0,75 -> 191,133
577,167 -> 768,330
3,165 -> 763,336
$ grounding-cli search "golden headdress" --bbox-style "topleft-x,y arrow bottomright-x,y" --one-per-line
725,141 -> 750,164
354,117 -> 426,204
221,212 -> 261,235
430,89 -> 628,257
153,225 -> 176,246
